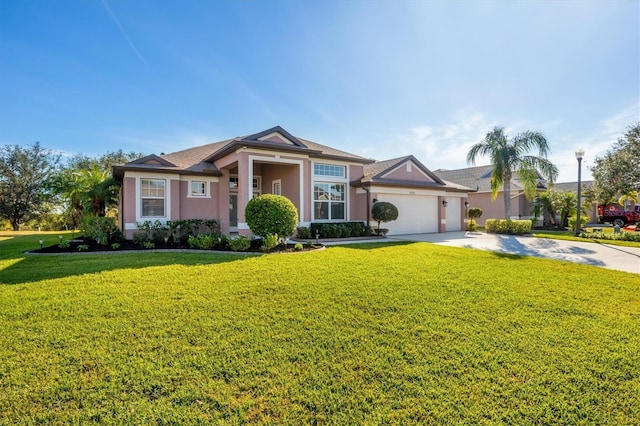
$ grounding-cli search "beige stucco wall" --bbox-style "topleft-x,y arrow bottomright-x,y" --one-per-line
467,191 -> 532,226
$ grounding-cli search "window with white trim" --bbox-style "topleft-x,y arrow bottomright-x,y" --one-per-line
314,182 -> 345,220
141,178 -> 165,217
191,181 -> 206,196
313,163 -> 347,221
314,163 -> 345,178
272,179 -> 281,195
229,175 -> 261,198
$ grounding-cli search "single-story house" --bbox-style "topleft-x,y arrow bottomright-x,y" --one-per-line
433,165 -> 595,226
113,126 -> 471,238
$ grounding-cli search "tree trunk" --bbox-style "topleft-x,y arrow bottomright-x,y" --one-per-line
11,219 -> 19,231
503,179 -> 511,220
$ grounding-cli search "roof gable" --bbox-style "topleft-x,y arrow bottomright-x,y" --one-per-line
241,126 -> 307,148
365,156 -> 445,185
128,154 -> 176,167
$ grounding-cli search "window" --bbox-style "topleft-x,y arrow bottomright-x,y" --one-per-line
314,183 -> 345,220
141,179 -> 165,217
314,163 -> 345,178
191,181 -> 206,196
229,176 -> 261,191
272,179 -> 281,195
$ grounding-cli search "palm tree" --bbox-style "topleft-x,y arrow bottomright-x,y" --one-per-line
618,190 -> 639,211
467,126 -> 559,220
80,165 -> 119,217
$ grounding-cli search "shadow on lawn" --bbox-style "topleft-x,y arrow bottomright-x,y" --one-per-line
486,235 -> 607,267
0,251 -> 255,285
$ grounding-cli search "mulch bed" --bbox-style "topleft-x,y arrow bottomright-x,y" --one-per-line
30,237 -> 323,254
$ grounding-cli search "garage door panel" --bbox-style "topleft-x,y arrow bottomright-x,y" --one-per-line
379,194 -> 438,235
447,200 -> 462,231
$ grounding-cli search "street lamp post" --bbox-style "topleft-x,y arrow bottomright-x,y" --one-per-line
575,149 -> 585,236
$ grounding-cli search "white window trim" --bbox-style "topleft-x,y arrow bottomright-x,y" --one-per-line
186,179 -> 211,198
272,179 -> 282,195
229,174 -> 262,195
132,172 -> 176,224
311,160 -> 350,222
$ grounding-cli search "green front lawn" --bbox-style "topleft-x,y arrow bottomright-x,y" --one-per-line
1,233 -> 639,424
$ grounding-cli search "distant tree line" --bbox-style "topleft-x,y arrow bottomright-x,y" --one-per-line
0,143 -> 143,231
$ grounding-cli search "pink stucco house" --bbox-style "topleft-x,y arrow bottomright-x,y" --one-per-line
113,126 -> 471,238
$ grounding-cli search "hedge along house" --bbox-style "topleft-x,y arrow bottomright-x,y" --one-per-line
113,126 -> 472,238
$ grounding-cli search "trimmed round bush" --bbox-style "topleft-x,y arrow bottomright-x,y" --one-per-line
245,194 -> 298,238
372,201 -> 399,232
468,207 -> 483,220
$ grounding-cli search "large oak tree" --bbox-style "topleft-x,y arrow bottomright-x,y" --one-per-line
0,143 -> 60,230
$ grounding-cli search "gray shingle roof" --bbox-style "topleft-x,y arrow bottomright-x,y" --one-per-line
551,181 -> 594,192
433,165 -> 544,192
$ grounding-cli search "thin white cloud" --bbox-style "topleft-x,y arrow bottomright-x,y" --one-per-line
392,109 -> 496,170
101,0 -> 146,65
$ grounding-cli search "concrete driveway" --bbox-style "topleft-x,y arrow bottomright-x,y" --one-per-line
388,232 -> 640,275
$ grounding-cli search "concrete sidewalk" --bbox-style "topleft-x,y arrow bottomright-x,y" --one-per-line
387,232 -> 640,275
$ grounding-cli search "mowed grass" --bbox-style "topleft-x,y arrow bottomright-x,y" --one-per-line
1,233 -> 639,424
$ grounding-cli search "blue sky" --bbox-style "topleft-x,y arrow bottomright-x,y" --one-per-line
1,0 -> 638,182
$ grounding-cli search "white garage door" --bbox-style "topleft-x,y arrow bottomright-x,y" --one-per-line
377,194 -> 439,235
446,199 -> 462,232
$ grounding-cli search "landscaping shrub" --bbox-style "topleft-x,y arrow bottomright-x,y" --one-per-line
296,226 -> 311,239
485,219 -> 532,234
261,234 -> 281,252
81,216 -> 123,245
245,194 -> 298,239
168,219 -> 219,244
294,243 -> 303,251
569,215 -> 589,232
309,222 -> 367,238
580,231 -> 640,242
228,235 -> 251,251
136,220 -> 170,244
465,208 -> 483,231
188,234 -> 215,249
468,207 -> 483,220
132,230 -> 150,246
372,201 -> 398,233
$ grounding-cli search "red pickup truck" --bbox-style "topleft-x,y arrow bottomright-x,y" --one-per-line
598,203 -> 640,227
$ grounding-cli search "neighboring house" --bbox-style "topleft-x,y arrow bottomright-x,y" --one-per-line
113,126 -> 471,238
433,165 -> 595,225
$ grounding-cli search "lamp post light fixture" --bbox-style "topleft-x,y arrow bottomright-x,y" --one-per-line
442,200 -> 448,207
575,148 -> 585,236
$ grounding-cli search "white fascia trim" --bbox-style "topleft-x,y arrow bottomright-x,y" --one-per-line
369,185 -> 447,197
248,155 -> 305,221
243,148 -> 309,159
